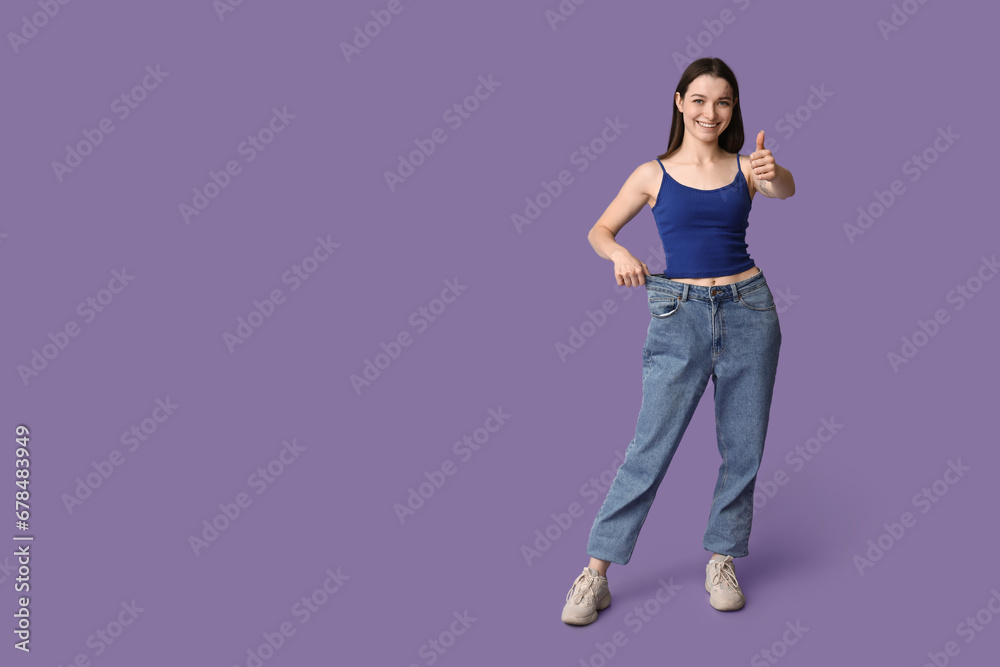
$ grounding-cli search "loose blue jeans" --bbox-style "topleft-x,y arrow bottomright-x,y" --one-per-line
586,267 -> 781,564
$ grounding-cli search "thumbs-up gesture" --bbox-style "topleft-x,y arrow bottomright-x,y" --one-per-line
750,130 -> 775,182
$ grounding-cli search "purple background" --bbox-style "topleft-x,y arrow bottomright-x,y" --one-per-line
3,0 -> 999,665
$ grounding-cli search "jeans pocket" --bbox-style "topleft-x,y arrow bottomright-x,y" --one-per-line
736,284 -> 776,311
648,293 -> 681,318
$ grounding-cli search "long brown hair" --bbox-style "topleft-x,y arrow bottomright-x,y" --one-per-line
657,58 -> 745,160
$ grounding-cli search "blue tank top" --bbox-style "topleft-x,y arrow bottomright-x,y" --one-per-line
651,153 -> 755,278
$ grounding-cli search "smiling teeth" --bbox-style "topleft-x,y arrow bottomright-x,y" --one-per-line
698,122 -> 717,127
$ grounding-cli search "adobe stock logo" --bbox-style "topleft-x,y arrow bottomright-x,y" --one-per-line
845,126 -> 959,243
350,278 -> 467,395
886,254 -> 997,372
339,0 -> 420,63
61,397 -> 180,515
877,0 -> 933,41
179,107 -> 296,224
853,458 -> 970,576
920,587 -> 1000,667
17,267 -> 135,386
553,243 -> 665,363
750,620 -> 809,666
753,416 -> 843,516
521,448 -> 625,567
406,610 -> 477,667
578,577 -> 682,666
671,0 -> 755,71
51,66 -> 170,182
543,0 -> 592,31
384,76 -> 501,192
188,439 -> 306,556
511,116 -> 629,235
394,407 -> 511,524
7,0 -> 74,55
214,0 -> 251,22
231,567 -> 349,667
222,236 -> 341,353
55,600 -> 145,664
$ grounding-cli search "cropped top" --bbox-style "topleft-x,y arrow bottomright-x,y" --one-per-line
650,153 -> 755,278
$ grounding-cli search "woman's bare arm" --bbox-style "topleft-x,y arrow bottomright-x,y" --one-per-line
587,162 -> 656,285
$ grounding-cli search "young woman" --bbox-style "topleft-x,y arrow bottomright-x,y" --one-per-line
561,57 -> 795,625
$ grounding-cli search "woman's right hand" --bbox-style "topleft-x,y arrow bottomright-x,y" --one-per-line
611,249 -> 651,287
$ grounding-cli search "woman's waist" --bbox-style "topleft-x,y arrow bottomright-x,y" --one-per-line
664,265 -> 760,287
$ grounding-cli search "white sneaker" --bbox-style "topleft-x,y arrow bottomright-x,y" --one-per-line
705,555 -> 745,611
561,567 -> 611,625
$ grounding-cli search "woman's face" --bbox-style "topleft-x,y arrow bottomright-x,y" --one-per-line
675,75 -> 735,142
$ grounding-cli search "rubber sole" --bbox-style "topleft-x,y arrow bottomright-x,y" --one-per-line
706,581 -> 745,611
562,591 -> 612,625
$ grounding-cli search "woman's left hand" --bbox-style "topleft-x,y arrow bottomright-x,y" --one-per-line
750,130 -> 776,181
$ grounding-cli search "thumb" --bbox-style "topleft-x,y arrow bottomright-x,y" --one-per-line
756,129 -> 765,153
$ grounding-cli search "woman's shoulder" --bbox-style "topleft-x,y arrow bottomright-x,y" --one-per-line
627,158 -> 666,183
644,157 -> 669,182
638,157 -> 667,182
620,159 -> 668,209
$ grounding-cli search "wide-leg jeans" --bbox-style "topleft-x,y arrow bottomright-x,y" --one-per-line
586,267 -> 781,564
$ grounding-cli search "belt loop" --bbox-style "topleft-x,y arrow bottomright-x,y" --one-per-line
682,284 -> 689,302
730,282 -> 739,300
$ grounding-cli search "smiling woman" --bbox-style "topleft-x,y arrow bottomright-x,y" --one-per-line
561,56 -> 797,624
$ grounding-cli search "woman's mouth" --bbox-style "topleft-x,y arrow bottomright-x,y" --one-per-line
697,121 -> 718,129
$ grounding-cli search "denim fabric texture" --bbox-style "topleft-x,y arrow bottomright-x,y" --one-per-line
586,267 -> 781,564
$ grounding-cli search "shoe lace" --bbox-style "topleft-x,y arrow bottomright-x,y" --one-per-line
710,560 -> 740,591
567,571 -> 598,605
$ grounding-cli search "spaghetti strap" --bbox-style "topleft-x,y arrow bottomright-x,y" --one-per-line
656,158 -> 667,174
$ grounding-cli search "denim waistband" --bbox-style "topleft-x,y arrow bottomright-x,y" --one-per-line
644,267 -> 766,303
